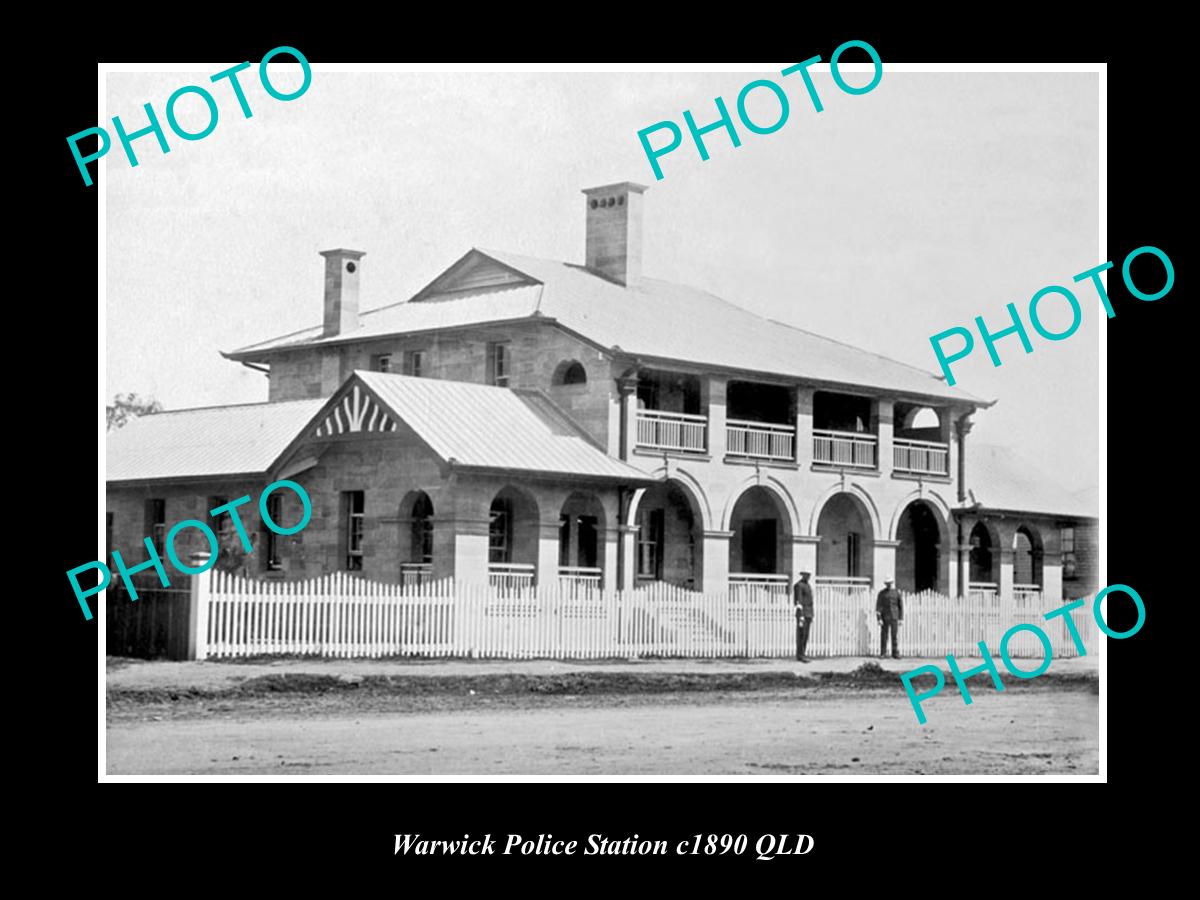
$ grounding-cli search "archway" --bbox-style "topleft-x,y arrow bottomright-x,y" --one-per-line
1014,525 -> 1043,587
559,491 -> 606,588
398,490 -> 435,585
634,479 -> 702,588
728,486 -> 792,576
896,500 -> 946,593
968,521 -> 996,585
489,486 -> 539,589
815,493 -> 875,586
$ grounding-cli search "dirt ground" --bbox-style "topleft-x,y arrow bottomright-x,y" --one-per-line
106,676 -> 1098,776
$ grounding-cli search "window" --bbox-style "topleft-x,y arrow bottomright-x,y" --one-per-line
265,492 -> 283,571
404,350 -> 426,378
411,493 -> 434,565
489,496 -> 513,564
144,499 -> 166,556
372,353 -> 392,373
1061,526 -> 1078,580
553,360 -> 587,386
637,509 -> 664,579
487,342 -> 511,387
344,491 -> 365,570
846,531 -> 861,578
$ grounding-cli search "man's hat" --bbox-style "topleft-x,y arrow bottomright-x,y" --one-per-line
884,578 -> 894,585
799,570 -> 811,576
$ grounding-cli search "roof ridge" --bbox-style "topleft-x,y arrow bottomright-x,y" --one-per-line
140,397 -> 326,417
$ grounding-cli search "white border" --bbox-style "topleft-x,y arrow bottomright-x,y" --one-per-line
98,61 -> 1108,784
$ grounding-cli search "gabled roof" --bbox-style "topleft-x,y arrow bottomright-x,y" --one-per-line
106,398 -> 326,483
227,248 -> 986,406
965,442 -> 1099,520
106,374 -> 654,486
345,371 -> 652,481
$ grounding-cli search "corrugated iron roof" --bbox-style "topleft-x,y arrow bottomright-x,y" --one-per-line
965,442 -> 1098,519
106,398 -> 326,483
228,248 -> 984,405
354,371 -> 651,481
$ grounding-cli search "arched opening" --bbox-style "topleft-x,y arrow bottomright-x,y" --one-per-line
968,521 -> 995,585
552,360 -> 588,386
728,486 -> 793,595
816,493 -> 874,591
489,486 -> 539,591
559,492 -> 606,590
635,479 -> 701,589
893,403 -> 950,476
896,500 -> 945,593
1014,525 -> 1043,588
398,490 -> 435,585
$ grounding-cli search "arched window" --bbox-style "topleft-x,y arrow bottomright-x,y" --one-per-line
410,492 -> 434,565
552,360 -> 588,386
1013,526 -> 1042,587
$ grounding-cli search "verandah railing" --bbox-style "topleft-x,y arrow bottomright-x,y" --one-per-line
185,572 -> 1096,662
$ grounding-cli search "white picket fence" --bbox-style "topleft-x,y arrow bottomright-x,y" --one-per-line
195,571 -> 1098,662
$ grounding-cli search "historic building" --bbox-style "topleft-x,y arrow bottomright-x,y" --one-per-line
106,182 -> 1099,603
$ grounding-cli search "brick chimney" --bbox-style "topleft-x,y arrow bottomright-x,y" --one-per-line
320,248 -> 365,337
582,182 -> 647,286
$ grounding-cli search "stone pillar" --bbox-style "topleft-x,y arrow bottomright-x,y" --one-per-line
617,373 -> 639,460
430,515 -> 459,582
536,517 -> 562,588
876,398 -> 894,475
956,541 -> 972,598
998,548 -> 1015,604
320,350 -> 341,396
701,530 -> 733,592
705,376 -> 727,458
790,535 -> 820,582
1042,552 -> 1064,605
955,414 -> 974,503
618,523 -> 640,591
451,518 -> 491,586
873,540 -> 900,591
794,386 -> 814,465
602,526 -> 620,592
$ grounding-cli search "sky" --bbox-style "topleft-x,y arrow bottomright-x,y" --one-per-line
105,67 -> 1100,493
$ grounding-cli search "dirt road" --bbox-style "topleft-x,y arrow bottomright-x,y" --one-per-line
106,686 -> 1097,775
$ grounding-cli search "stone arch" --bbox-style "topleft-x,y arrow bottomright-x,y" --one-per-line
808,482 -> 882,538
625,466 -> 712,530
626,476 -> 706,589
551,359 -> 588,386
726,484 -> 796,577
558,490 -> 607,574
488,484 -> 540,569
967,519 -> 1001,585
1013,523 -> 1045,587
398,489 -> 435,572
887,489 -> 954,542
813,489 -> 877,584
891,492 -> 952,594
719,474 -> 801,536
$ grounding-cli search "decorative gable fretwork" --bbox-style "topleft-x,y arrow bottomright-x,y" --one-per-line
315,385 -> 398,437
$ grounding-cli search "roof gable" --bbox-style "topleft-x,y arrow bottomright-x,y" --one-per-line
410,248 -> 541,302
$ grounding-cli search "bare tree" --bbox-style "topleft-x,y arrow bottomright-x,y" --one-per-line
106,392 -> 163,431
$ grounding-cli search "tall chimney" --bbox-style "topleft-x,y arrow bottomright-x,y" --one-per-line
320,248 -> 365,337
582,182 -> 647,286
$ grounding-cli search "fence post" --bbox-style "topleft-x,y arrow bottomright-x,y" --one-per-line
187,553 -> 212,661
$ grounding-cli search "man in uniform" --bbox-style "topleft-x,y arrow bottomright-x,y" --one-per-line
793,571 -> 814,662
876,578 -> 903,659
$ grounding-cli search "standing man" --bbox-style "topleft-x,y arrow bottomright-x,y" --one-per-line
793,571 -> 814,663
876,578 -> 903,659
